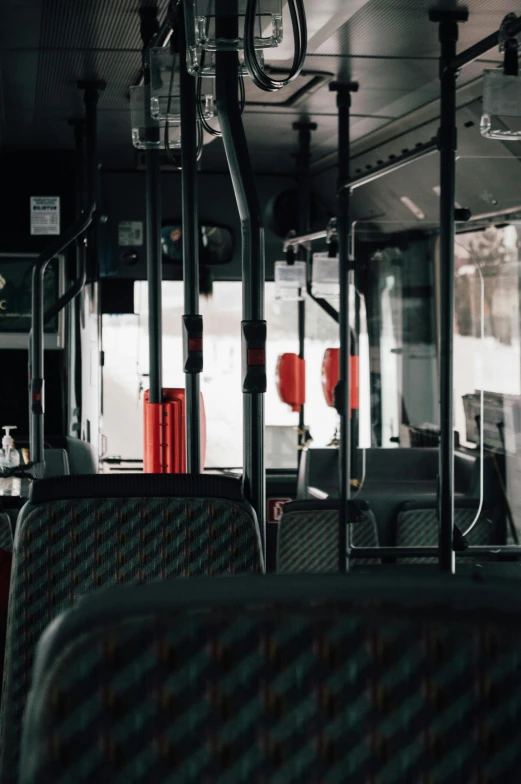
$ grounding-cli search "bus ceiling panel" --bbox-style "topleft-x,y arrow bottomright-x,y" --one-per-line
311,148 -> 441,223
300,63 -> 487,175
29,50 -> 138,113
312,131 -> 521,233
0,0 -> 43,50
30,0 -> 170,51
0,107 -> 132,161
455,157 -> 521,219
299,54 -> 440,92
313,0 -> 521,59
200,113 -> 339,175
0,51 -> 40,114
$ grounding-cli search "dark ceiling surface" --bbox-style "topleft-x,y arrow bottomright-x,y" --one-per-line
0,0 -> 519,175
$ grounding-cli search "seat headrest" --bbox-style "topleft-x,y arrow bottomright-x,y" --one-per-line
29,473 -> 245,504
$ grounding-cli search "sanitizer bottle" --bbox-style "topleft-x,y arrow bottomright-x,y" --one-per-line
0,427 -> 20,496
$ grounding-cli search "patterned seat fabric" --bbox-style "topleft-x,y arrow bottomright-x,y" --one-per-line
277,501 -> 379,572
0,514 -> 13,688
20,574 -> 521,784
0,515 -> 12,554
0,478 -> 262,784
396,503 -> 497,563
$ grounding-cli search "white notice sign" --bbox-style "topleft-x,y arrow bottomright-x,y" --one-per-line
118,221 -> 144,246
30,196 -> 60,236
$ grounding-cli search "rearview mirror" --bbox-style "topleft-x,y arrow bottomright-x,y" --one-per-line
161,224 -> 234,264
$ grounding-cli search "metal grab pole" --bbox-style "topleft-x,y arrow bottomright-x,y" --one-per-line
429,8 -> 468,574
145,151 -> 163,404
216,1 -> 266,560
331,81 -> 358,573
141,6 -> 163,405
44,120 -> 88,328
179,7 -> 202,474
294,122 -> 316,458
30,209 -> 95,467
30,83 -> 101,468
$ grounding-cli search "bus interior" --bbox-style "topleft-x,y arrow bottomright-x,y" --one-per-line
1,0 -> 521,781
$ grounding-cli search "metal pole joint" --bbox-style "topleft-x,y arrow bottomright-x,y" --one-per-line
435,124 -> 458,153
183,316 -> 203,375
78,80 -> 106,106
329,80 -> 359,108
242,320 -> 267,394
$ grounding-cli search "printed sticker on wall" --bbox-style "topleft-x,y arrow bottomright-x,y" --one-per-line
267,498 -> 292,524
30,196 -> 60,236
118,221 -> 144,246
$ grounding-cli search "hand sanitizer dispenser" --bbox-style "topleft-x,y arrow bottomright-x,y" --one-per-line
0,427 -> 20,470
0,427 -> 21,496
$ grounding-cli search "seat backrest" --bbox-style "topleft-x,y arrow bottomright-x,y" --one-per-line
20,572 -> 521,784
0,514 -> 13,688
296,448 -> 339,499
277,500 -> 379,572
0,474 -> 263,784
42,449 -> 69,478
396,500 -> 499,562
0,515 -> 13,554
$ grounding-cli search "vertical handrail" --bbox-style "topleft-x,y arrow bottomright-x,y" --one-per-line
141,6 -> 163,405
29,85 -> 100,469
29,210 -> 95,468
294,122 -> 316,460
330,81 -> 358,573
44,120 -> 87,327
429,7 -> 468,574
216,0 -> 267,557
179,5 -> 203,473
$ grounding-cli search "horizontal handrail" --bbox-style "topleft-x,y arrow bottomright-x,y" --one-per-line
351,545 -> 521,559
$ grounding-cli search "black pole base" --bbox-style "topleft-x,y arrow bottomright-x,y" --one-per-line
329,81 -> 359,94
428,7 -> 469,24
77,80 -> 107,93
292,121 -> 318,132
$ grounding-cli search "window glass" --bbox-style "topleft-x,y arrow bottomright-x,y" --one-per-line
454,225 -> 521,447
103,281 -> 302,469
102,278 -> 374,467
363,234 -> 439,448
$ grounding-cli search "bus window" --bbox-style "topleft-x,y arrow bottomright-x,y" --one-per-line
454,224 -> 521,543
103,281 -> 304,469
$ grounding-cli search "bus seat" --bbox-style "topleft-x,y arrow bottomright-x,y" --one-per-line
297,448 -> 338,499
0,514 -> 13,553
277,499 -> 379,572
0,474 -> 263,784
0,515 -> 13,690
64,438 -> 97,475
395,499 -> 502,563
20,572 -> 521,783
42,449 -> 69,478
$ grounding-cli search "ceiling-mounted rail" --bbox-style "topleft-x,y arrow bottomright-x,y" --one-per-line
451,12 -> 521,70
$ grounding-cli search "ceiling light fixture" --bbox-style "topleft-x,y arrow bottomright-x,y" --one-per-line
400,196 -> 426,220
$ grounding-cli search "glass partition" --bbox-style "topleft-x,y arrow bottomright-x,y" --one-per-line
351,221 -> 440,451
454,225 -> 521,545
